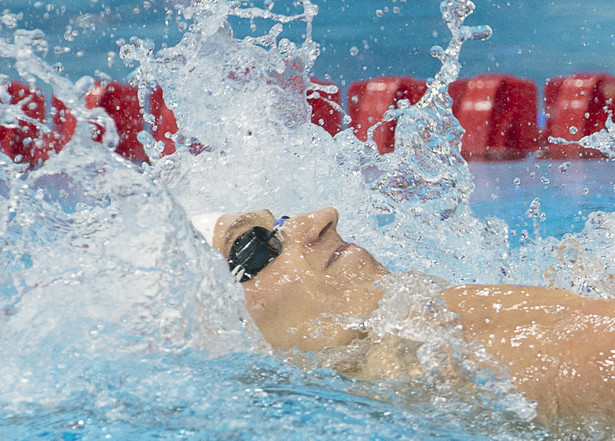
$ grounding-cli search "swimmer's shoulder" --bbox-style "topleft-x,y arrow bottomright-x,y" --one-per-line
438,283 -> 615,331
439,283 -> 578,302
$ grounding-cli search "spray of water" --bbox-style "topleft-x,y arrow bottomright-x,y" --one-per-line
1,0 -> 615,438
549,115 -> 615,159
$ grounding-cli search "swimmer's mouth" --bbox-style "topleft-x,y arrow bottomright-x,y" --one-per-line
326,242 -> 352,268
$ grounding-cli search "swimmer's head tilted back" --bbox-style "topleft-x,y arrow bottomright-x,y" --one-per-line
191,208 -> 388,352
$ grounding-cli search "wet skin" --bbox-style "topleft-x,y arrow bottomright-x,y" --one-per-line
440,284 -> 615,420
212,208 -> 389,352
211,207 -> 615,420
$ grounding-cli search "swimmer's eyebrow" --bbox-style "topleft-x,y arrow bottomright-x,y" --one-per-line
221,210 -> 275,258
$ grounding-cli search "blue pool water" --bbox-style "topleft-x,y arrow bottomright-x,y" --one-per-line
1,1 -> 615,440
3,0 -> 615,89
469,157 -> 615,245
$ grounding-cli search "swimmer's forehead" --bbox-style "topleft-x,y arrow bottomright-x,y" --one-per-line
213,209 -> 275,258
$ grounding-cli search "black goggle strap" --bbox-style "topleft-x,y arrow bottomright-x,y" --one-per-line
228,217 -> 289,283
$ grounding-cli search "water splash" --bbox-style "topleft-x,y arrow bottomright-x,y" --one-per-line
1,0 -> 615,439
549,114 -> 615,159
368,0 -> 492,215
347,0 -> 509,284
0,3 -> 265,366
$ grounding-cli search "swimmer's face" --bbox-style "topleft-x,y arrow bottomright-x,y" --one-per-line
212,208 -> 389,352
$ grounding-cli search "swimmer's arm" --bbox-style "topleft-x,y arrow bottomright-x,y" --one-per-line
439,284 -> 615,420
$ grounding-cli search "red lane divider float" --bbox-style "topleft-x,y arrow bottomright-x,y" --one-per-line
449,74 -> 539,160
88,82 -> 203,158
542,73 -> 615,159
85,81 -> 150,163
0,82 -> 77,167
347,76 -> 427,154
51,95 -> 78,150
86,82 -> 185,160
347,74 -> 539,160
0,79 -> 340,167
0,82 -> 46,166
149,86 -> 178,156
308,78 -> 342,136
3,73 -> 614,168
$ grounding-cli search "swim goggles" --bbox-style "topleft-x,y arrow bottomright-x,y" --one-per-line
228,216 -> 289,283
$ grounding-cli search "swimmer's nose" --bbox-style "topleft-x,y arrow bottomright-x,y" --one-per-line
288,207 -> 339,246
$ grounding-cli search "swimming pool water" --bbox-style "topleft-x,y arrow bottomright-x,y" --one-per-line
2,1 -> 615,440
469,157 -> 615,245
3,0 -> 615,89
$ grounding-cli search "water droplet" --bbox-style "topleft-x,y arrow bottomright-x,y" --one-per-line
513,177 -> 520,185
526,198 -> 541,219
529,198 -> 540,210
396,99 -> 410,109
375,9 -> 384,17
310,327 -> 322,338
540,176 -> 550,185
349,46 -> 358,56
569,126 -> 578,135
107,51 -> 116,67
343,114 -> 352,125
393,7 -> 400,13
558,161 -> 571,172
63,25 -> 77,42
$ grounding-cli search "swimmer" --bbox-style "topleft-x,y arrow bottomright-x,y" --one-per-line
191,207 -> 615,422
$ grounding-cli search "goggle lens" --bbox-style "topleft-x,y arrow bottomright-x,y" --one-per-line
227,217 -> 288,282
